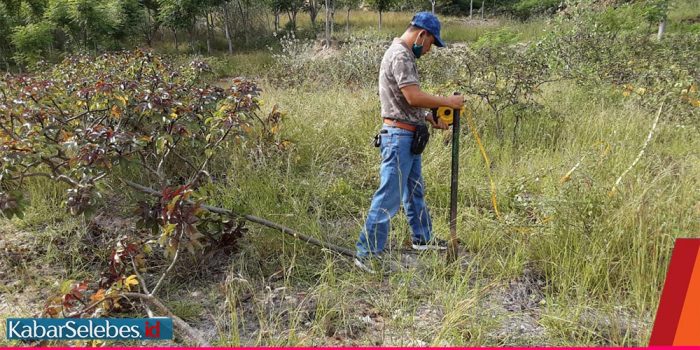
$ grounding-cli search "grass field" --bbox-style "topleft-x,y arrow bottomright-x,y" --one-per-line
1,2 -> 699,346
3,79 -> 696,346
189,78 -> 695,345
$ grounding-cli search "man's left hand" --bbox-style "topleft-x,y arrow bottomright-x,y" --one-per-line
427,113 -> 449,130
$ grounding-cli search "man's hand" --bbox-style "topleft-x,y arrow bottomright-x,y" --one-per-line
427,113 -> 449,130
445,94 -> 465,110
401,85 -> 467,110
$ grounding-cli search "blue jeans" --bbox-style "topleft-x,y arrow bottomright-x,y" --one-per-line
356,125 -> 433,257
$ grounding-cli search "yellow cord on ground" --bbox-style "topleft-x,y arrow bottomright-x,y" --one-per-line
463,107 -> 501,219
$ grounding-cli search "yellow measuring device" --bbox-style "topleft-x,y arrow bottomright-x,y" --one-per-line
431,106 -> 464,126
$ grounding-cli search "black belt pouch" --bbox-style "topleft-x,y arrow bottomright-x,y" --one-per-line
411,124 -> 430,154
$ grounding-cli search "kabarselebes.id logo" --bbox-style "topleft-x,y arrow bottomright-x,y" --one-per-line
6,318 -> 173,340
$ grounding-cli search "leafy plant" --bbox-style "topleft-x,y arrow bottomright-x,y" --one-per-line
535,4 -> 699,124
9,21 -> 54,66
0,50 -> 288,331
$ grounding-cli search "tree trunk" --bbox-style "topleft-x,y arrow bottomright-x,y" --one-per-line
379,10 -> 382,31
174,29 -> 179,52
431,1 -> 435,14
205,11 -> 213,54
325,0 -> 331,47
657,19 -> 666,40
189,23 -> 196,53
470,0 -> 474,18
288,10 -> 298,30
223,3 -> 233,54
331,6 -> 335,37
275,11 -> 280,32
481,0 -> 485,19
310,1 -> 318,29
145,8 -> 153,46
234,0 -> 248,45
346,8 -> 350,34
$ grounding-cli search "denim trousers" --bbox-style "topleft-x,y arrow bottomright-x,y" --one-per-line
356,124 -> 433,257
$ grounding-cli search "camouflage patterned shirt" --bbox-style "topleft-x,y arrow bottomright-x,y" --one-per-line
378,38 -> 426,125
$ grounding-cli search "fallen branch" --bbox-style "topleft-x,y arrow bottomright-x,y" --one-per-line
123,180 -> 356,257
121,292 -> 210,347
130,258 -> 155,318
610,103 -> 664,196
151,245 -> 180,296
64,297 -> 108,318
560,155 -> 586,184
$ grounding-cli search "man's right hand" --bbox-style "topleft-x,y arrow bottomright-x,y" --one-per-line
445,95 -> 465,110
400,85 -> 467,110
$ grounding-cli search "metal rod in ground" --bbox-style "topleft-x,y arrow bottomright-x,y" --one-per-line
447,104 -> 460,263
123,180 -> 356,258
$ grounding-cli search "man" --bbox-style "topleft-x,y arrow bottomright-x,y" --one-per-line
355,12 -> 465,273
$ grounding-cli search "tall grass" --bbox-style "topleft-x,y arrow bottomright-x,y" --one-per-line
5,69 -> 696,347
4,2 -> 699,346
668,0 -> 700,33
279,10 -> 549,44
197,76 -> 699,345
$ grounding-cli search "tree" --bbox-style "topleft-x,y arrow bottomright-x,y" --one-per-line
68,0 -> 118,49
324,0 -> 330,46
305,0 -> 322,29
202,0 -> 226,54
336,0 -> 359,34
139,0 -> 162,46
42,0 -> 143,51
0,0 -> 151,67
278,0 -> 303,30
112,0 -> 147,45
157,0 -> 201,52
221,0 -> 233,53
366,0 -> 396,31
9,21 -> 53,65
0,0 -> 47,21
265,0 -> 284,32
0,2 -> 16,68
231,0 -> 268,47
641,0 -> 669,40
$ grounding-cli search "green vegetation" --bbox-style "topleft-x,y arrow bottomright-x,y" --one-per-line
1,0 -> 699,347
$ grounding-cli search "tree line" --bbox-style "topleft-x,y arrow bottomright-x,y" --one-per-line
0,0 -> 570,69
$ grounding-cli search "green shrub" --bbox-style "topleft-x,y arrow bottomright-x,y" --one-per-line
267,32 -> 386,88
473,27 -> 520,48
510,0 -> 560,19
10,21 -> 54,65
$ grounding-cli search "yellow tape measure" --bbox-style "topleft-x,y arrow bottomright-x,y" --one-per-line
463,107 -> 501,219
432,106 -> 465,126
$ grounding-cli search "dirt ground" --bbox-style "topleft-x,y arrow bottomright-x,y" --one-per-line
0,213 -> 647,346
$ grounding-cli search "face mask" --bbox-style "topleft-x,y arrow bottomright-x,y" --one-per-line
412,33 -> 426,59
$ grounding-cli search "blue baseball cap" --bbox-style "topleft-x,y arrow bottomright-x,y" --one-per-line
410,12 -> 445,48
